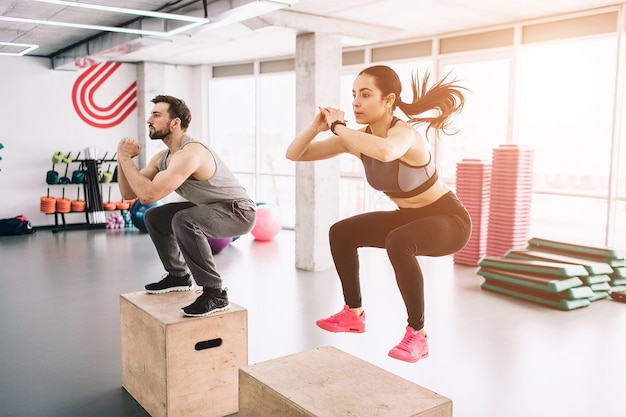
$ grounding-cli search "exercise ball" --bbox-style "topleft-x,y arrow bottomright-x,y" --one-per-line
251,204 -> 281,241
208,237 -> 232,254
130,200 -> 163,233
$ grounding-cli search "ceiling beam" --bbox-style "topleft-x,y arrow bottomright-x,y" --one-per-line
248,9 -> 402,40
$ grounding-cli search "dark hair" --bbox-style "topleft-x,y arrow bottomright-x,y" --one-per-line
358,65 -> 467,138
151,95 -> 192,130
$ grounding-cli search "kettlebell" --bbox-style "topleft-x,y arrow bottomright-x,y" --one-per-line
71,170 -> 85,184
46,169 -> 59,185
46,163 -> 59,185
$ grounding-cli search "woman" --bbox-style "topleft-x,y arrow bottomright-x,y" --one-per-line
286,65 -> 472,363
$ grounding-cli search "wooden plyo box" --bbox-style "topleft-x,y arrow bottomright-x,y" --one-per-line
239,346 -> 452,417
120,291 -> 247,417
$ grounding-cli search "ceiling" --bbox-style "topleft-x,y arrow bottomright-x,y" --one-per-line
0,0 -> 623,69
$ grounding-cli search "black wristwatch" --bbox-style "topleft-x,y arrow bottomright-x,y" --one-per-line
330,120 -> 346,135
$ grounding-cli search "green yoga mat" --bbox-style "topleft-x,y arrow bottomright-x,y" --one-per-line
527,237 -> 626,259
612,267 -> 626,278
477,267 -> 583,293
579,274 -> 611,285
590,282 -> 612,292
589,291 -> 610,301
563,286 -> 596,300
478,257 -> 589,277
527,238 -> 626,267
505,249 -> 614,275
481,280 -> 592,311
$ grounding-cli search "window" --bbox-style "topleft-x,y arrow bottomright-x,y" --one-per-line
517,35 -> 617,246
439,57 -> 511,181
211,77 -> 256,175
517,36 -> 616,196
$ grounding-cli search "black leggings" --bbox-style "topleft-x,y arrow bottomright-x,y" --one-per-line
329,191 -> 471,330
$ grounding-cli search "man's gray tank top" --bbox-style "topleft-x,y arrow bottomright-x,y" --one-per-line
158,137 -> 254,206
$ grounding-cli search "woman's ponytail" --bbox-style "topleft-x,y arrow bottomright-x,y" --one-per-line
399,71 -> 467,139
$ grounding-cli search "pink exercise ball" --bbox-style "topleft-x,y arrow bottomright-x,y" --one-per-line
208,237 -> 233,254
251,204 -> 281,241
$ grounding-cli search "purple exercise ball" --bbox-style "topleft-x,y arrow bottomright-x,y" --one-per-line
208,237 -> 233,254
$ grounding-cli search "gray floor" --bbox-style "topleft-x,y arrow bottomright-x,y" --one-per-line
1,227 -> 625,417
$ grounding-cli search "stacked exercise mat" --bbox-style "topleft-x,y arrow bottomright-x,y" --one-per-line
478,237 -> 626,310
453,144 -> 533,266
454,159 -> 491,266
486,144 -> 534,257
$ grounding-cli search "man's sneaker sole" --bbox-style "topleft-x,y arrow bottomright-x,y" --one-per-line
181,303 -> 230,317
146,285 -> 193,294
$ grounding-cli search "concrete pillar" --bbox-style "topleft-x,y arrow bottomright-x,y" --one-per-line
294,33 -> 342,271
135,62 -> 166,169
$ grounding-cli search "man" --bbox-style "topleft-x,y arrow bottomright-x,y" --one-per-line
117,95 -> 256,316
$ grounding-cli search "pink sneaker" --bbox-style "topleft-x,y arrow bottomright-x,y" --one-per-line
388,326 -> 429,363
316,305 -> 366,333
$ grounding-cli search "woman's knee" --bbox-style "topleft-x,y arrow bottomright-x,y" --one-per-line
329,218 -> 354,245
385,228 -> 419,256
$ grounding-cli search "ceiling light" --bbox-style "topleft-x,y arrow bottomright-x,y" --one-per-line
0,0 -> 211,38
33,0 -> 209,24
0,15 -> 206,37
0,42 -> 39,56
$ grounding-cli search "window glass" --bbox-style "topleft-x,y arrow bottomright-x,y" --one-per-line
259,73 -> 296,176
440,58 -> 511,180
212,77 -> 256,173
339,71 -> 362,175
339,177 -> 365,219
234,173 -> 256,202
613,202 -> 626,248
259,174 -> 295,228
517,36 -> 616,195
530,194 -> 607,247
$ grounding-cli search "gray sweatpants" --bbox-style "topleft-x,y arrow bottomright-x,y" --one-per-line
143,199 -> 257,289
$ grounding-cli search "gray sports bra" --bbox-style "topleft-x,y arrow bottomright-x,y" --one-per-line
361,117 -> 438,198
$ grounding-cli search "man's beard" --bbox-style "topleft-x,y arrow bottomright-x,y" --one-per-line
149,126 -> 170,140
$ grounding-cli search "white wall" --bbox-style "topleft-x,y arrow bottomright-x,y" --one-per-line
0,56 -> 208,227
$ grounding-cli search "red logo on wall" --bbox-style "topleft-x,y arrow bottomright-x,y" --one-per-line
72,62 -> 137,129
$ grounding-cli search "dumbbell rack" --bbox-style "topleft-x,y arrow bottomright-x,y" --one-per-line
45,155 -> 118,233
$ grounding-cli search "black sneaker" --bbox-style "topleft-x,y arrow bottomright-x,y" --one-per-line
145,274 -> 193,294
181,288 -> 230,317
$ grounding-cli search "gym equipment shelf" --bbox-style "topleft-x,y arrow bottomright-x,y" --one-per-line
43,153 -> 118,233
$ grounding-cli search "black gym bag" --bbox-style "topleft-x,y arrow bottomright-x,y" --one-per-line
0,215 -> 35,236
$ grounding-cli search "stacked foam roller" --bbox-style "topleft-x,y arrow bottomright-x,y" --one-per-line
486,144 -> 534,257
454,159 -> 492,266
